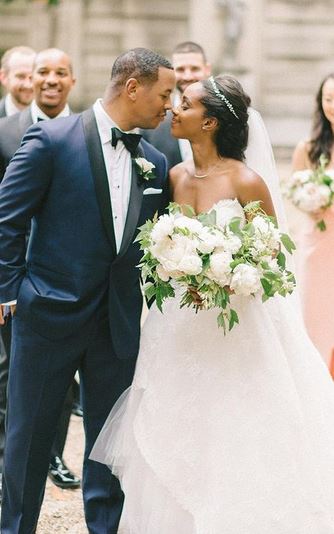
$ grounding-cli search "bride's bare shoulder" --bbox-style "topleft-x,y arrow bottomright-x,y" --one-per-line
169,160 -> 192,186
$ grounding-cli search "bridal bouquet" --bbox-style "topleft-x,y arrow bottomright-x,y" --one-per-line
284,155 -> 334,231
136,201 -> 296,333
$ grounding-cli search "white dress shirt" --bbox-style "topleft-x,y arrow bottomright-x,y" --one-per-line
93,98 -> 133,253
30,100 -> 70,123
4,94 -> 20,117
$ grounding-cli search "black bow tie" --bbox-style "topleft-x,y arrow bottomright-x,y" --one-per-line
111,127 -> 141,157
37,117 -> 45,122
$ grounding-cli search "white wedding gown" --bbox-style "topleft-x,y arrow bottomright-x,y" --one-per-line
91,199 -> 334,534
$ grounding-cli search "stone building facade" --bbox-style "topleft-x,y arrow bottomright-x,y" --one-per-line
1,0 -> 334,155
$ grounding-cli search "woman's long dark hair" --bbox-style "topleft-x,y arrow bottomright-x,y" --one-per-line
309,73 -> 334,165
200,75 -> 250,161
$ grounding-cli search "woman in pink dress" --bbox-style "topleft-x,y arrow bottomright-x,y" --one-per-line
292,73 -> 334,375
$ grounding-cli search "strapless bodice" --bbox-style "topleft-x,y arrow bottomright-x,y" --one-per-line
208,198 -> 245,227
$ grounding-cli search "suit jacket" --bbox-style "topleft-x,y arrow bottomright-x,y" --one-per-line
0,97 -> 7,119
0,107 -> 33,181
141,112 -> 182,171
0,108 -> 169,359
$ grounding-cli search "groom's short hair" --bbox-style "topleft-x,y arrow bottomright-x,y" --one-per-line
111,48 -> 173,88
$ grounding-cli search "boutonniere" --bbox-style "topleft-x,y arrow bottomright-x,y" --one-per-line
134,157 -> 156,181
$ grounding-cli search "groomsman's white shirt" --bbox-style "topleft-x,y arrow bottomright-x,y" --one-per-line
4,94 -> 21,117
30,100 -> 70,123
173,92 -> 193,162
93,98 -> 134,253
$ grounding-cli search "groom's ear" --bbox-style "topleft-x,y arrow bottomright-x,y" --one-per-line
125,78 -> 139,101
202,117 -> 218,131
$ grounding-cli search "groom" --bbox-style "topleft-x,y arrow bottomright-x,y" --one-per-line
0,47 -> 175,533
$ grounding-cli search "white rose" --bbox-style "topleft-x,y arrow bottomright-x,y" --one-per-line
206,251 -> 232,287
135,157 -> 155,173
151,214 -> 175,242
230,263 -> 261,296
174,215 -> 203,234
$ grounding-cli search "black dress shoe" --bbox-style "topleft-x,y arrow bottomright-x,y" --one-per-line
71,401 -> 83,417
48,455 -> 81,489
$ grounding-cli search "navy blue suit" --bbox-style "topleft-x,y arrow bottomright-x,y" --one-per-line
0,108 -> 169,533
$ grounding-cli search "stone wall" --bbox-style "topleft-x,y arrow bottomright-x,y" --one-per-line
1,0 -> 334,155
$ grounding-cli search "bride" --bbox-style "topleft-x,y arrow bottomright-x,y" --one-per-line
91,75 -> 334,533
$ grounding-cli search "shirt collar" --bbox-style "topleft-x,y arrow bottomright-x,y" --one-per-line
93,98 -> 139,145
5,94 -> 21,117
30,100 -> 71,123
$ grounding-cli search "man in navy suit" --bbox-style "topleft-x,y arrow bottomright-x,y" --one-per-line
142,41 -> 211,169
0,47 -> 175,533
0,47 -> 81,493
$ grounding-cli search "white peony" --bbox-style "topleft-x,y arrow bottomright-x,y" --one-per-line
230,263 -> 261,296
173,215 -> 203,234
206,251 -> 233,287
293,183 -> 331,212
289,170 -> 312,188
197,227 -> 225,254
151,214 -> 175,242
252,216 -> 280,250
151,234 -> 202,276
222,231 -> 242,254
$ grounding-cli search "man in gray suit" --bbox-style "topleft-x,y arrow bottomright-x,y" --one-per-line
0,46 -> 35,119
0,47 -> 80,491
142,41 -> 211,169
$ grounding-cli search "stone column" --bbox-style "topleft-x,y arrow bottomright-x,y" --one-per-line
53,0 -> 84,108
188,0 -> 225,70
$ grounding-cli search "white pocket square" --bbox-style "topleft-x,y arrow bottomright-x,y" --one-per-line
143,188 -> 162,195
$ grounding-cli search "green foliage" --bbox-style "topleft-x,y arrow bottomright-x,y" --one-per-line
137,200 -> 296,335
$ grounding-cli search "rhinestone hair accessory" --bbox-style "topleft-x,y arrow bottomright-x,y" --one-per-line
208,76 -> 239,119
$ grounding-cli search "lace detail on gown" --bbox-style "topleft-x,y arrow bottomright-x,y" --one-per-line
91,199 -> 334,534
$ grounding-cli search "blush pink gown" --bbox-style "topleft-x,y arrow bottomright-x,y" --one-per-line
296,205 -> 334,375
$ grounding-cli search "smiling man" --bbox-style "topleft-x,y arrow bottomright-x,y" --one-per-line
0,47 -> 75,180
0,46 -> 36,118
0,47 -> 79,502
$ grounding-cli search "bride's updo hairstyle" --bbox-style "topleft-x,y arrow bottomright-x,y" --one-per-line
200,75 -> 250,161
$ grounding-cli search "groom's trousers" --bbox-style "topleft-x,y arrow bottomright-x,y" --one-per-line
0,303 -> 137,534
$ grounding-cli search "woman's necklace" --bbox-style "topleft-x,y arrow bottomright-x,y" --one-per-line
193,161 -> 222,179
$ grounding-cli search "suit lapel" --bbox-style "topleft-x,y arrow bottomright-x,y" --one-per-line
117,144 -> 145,259
19,108 -> 33,138
81,108 -> 117,254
